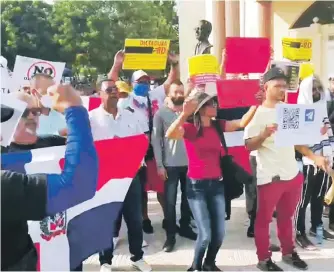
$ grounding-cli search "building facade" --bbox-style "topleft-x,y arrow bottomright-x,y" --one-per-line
177,0 -> 334,84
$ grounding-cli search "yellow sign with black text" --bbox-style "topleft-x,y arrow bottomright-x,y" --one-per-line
188,55 -> 219,76
282,37 -> 312,61
123,39 -> 170,70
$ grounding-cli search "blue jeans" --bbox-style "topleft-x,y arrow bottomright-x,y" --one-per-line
187,179 -> 226,269
164,166 -> 192,236
99,175 -> 144,264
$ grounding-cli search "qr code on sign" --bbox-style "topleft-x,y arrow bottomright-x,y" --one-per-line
282,108 -> 300,129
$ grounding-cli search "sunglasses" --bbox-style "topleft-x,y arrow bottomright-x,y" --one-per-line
203,99 -> 217,108
22,108 -> 42,118
102,86 -> 118,93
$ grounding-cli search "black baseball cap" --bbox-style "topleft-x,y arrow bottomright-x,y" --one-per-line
1,104 -> 14,123
263,67 -> 288,84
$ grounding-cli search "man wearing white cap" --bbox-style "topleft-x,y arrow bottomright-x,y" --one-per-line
107,49 -> 180,234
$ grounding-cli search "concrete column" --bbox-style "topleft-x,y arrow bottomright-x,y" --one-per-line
212,0 -> 226,63
225,0 -> 240,37
258,1 -> 272,41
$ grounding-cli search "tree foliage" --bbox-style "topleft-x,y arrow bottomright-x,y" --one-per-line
1,0 -> 178,77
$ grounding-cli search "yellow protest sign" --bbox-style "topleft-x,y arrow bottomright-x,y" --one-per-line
188,55 -> 219,76
282,37 -> 312,61
123,39 -> 170,70
299,63 -> 314,80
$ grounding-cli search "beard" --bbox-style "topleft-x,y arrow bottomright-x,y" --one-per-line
313,93 -> 321,102
171,97 -> 185,106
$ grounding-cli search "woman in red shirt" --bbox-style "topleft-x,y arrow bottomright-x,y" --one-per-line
166,92 -> 255,271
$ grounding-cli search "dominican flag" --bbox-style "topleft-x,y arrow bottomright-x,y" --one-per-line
1,96 -> 149,271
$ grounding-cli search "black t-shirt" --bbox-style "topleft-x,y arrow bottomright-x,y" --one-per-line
1,135 -> 66,270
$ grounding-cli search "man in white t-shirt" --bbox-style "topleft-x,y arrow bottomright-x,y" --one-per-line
107,49 -> 180,234
244,67 -> 328,272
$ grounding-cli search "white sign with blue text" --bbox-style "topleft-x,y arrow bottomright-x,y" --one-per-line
275,103 -> 325,147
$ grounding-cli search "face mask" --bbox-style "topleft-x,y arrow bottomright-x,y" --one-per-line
133,83 -> 150,97
118,97 -> 131,109
40,95 -> 53,108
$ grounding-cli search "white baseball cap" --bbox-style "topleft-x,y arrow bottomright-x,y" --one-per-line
131,70 -> 149,82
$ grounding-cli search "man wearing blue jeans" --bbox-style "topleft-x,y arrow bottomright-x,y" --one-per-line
152,80 -> 196,252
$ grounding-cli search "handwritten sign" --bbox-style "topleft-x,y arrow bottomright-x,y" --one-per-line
271,61 -> 300,93
12,56 -> 65,92
282,37 -> 312,61
123,39 -> 170,70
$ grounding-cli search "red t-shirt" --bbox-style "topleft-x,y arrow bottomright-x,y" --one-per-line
183,120 -> 226,180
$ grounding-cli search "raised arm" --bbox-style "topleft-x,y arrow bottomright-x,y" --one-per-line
107,50 -> 125,81
224,106 -> 258,132
162,53 -> 180,94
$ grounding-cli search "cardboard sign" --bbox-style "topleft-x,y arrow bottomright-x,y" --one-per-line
299,62 -> 314,80
271,61 -> 300,92
225,37 -> 270,73
216,79 -> 260,108
282,37 -> 312,61
12,55 -> 65,92
123,39 -> 170,70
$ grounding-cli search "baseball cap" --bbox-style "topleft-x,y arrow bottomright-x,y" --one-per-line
262,67 -> 288,84
131,70 -> 149,82
1,104 -> 14,123
116,81 -> 131,93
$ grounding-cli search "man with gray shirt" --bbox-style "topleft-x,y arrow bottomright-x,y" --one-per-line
152,80 -> 196,252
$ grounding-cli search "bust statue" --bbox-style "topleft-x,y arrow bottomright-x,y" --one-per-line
194,20 -> 213,55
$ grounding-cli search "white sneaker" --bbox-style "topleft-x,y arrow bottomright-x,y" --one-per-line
132,259 -> 152,272
142,239 -> 148,248
100,263 -> 112,272
113,237 -> 119,249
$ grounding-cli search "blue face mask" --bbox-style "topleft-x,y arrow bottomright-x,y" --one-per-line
133,83 -> 150,97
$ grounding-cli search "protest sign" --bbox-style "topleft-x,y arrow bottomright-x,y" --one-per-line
216,79 -> 260,108
299,62 -> 314,80
1,57 -> 12,93
282,37 -> 312,61
123,39 -> 170,70
188,54 -> 220,84
271,61 -> 300,92
225,37 -> 270,73
12,55 -> 65,92
274,103 -> 324,147
1,94 -> 27,146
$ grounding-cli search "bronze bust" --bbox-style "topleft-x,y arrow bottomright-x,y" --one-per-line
194,20 -> 213,55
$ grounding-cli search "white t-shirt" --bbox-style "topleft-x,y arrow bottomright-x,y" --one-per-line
129,84 -> 166,132
243,105 -> 299,185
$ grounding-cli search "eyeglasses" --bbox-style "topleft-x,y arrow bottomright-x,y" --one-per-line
22,108 -> 42,118
102,86 -> 118,93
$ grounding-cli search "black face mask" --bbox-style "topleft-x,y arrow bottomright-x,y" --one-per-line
171,97 -> 185,106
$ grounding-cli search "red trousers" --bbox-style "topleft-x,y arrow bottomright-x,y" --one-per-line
255,173 -> 303,261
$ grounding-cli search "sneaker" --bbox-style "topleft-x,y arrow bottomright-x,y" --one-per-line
329,223 -> 334,232
247,225 -> 254,238
100,264 -> 112,272
162,237 -> 176,252
113,237 -> 119,249
203,261 -> 221,271
257,258 -> 283,271
142,219 -> 154,234
282,252 -> 308,270
269,244 -> 280,252
142,239 -> 148,248
296,233 -> 317,250
179,227 -> 197,241
309,228 -> 334,240
132,259 -> 152,272
187,265 -> 200,271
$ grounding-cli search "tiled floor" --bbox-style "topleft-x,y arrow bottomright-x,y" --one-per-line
83,192 -> 334,271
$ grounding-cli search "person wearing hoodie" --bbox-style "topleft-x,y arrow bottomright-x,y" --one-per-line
295,75 -> 334,250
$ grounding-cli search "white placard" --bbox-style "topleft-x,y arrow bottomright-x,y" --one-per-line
1,56 -> 12,93
12,55 -> 65,92
271,60 -> 300,93
275,103 -> 324,147
1,94 -> 27,146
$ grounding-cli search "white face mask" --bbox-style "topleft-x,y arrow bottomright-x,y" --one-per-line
117,97 -> 131,109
